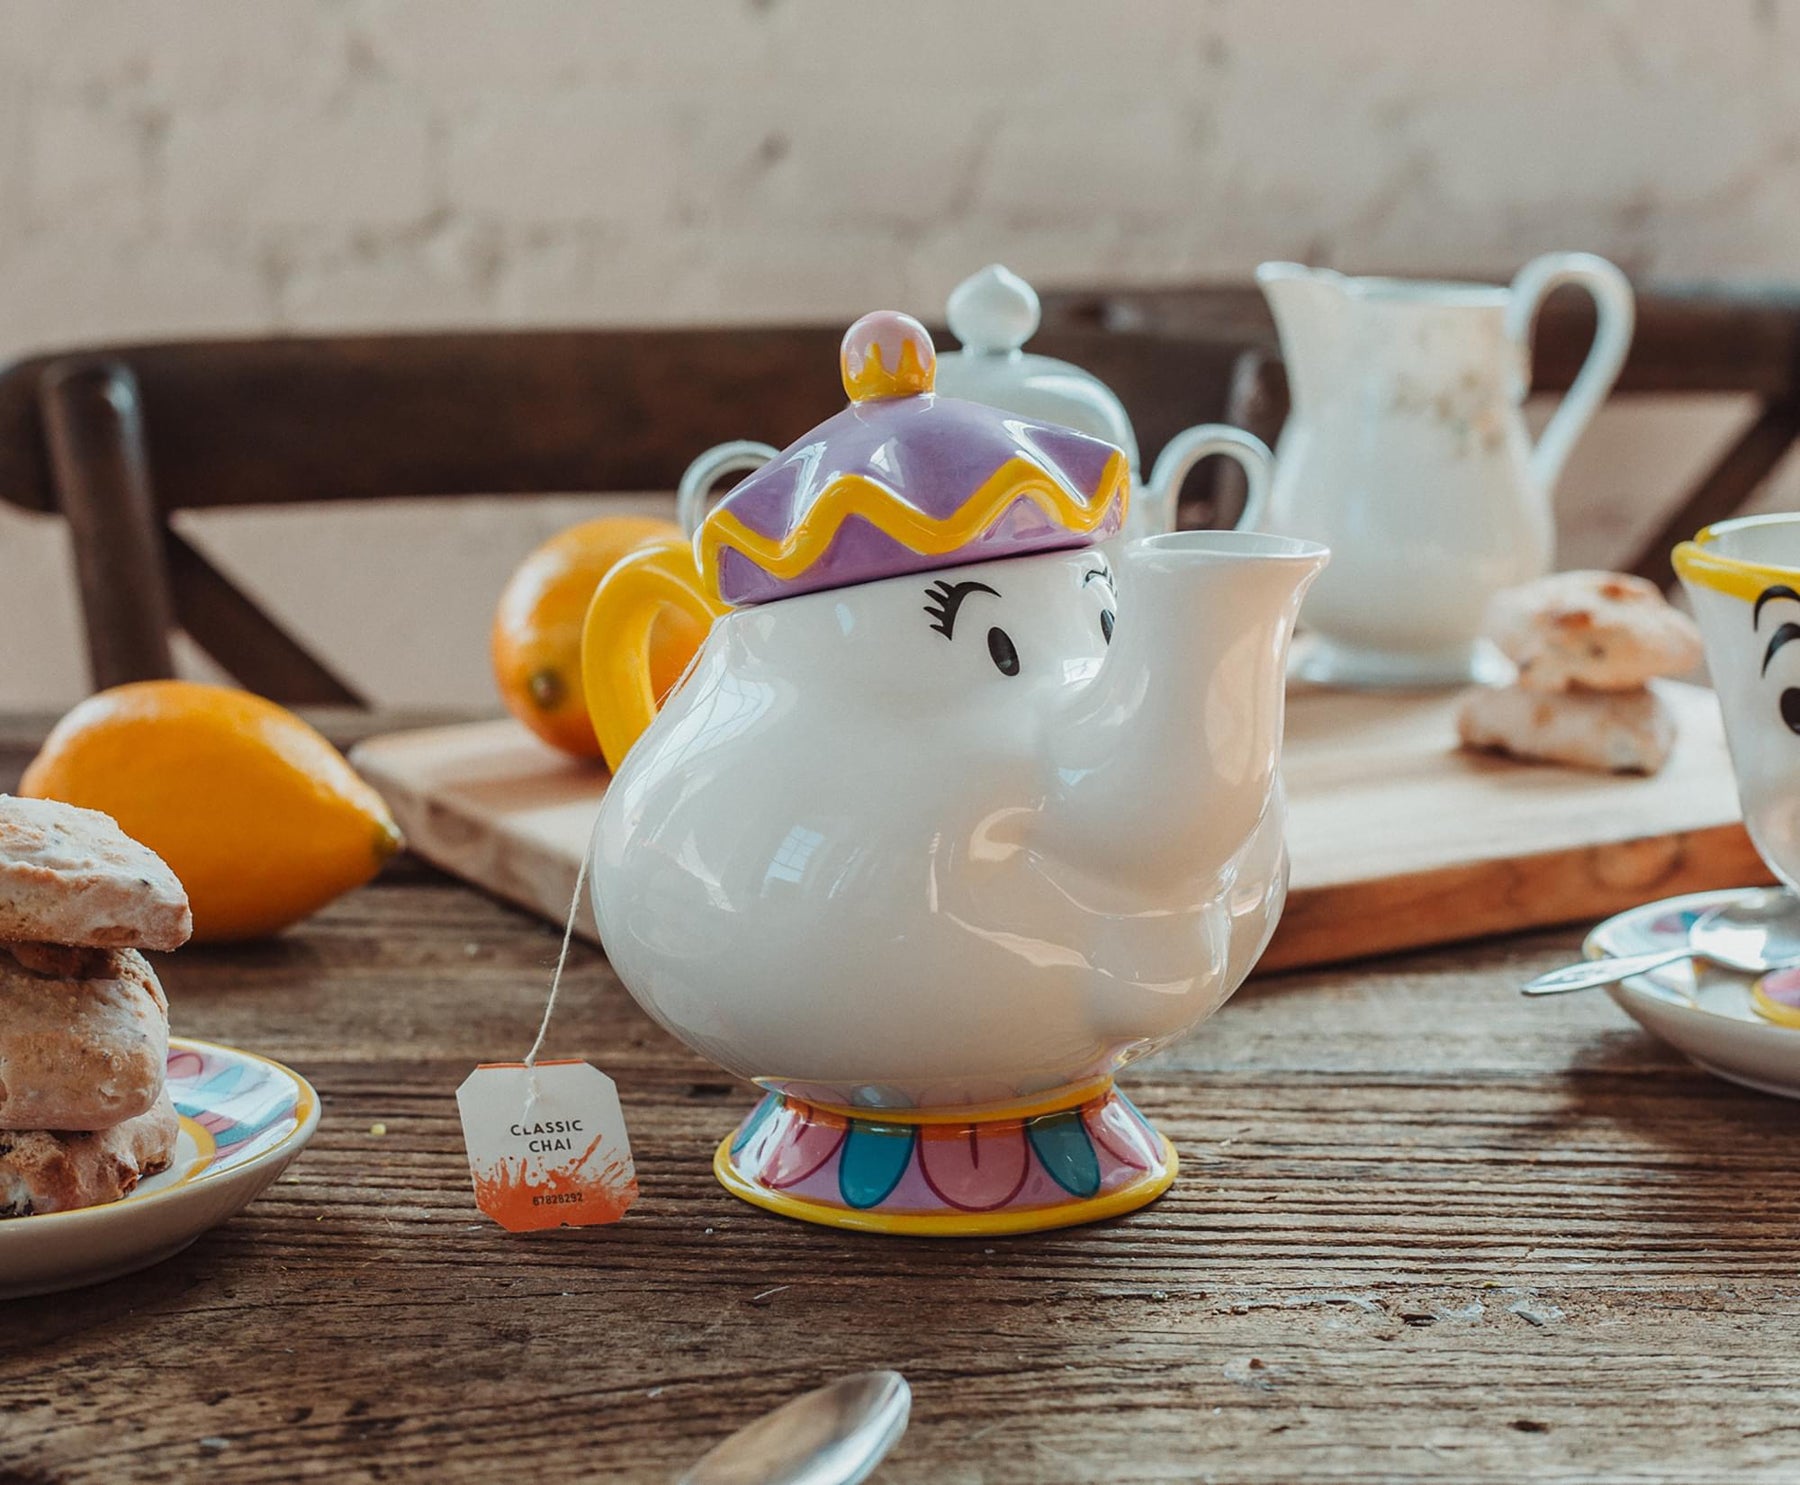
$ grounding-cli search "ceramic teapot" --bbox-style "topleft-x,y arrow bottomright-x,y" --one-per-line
1257,254 -> 1634,688
582,312 -> 1326,1236
675,264 -> 1274,545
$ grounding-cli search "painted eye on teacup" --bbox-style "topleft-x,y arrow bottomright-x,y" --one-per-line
1754,585 -> 1800,734
1783,690 -> 1800,735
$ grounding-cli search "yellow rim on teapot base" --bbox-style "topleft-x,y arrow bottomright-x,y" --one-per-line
711,1082 -> 1179,1238
713,1140 -> 1178,1237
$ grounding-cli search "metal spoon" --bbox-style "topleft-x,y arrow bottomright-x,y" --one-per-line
1523,888 -> 1800,996
676,1371 -> 911,1485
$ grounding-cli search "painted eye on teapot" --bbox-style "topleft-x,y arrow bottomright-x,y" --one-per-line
1083,563 -> 1116,646
987,626 -> 1020,676
923,578 -> 1000,640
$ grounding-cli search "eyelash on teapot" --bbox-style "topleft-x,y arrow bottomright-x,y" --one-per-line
923,579 -> 999,640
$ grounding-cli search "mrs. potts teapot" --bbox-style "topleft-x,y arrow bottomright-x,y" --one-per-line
676,265 -> 1275,545
583,312 -> 1326,1236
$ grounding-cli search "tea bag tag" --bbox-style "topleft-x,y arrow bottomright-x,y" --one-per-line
456,850 -> 636,1231
457,1060 -> 637,1232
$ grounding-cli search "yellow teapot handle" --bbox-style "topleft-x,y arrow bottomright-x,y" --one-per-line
581,536 -> 726,773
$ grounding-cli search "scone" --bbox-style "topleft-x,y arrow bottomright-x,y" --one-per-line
1485,570 -> 1703,693
1457,683 -> 1675,774
0,1092 -> 179,1217
0,943 -> 169,1130
0,795 -> 191,951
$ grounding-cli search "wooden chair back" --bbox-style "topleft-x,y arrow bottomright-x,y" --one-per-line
0,325 -> 1260,703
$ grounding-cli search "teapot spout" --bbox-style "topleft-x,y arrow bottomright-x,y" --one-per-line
1255,261 -> 1348,415
1044,531 -> 1327,888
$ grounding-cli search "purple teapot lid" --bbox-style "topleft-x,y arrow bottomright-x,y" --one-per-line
696,311 -> 1130,607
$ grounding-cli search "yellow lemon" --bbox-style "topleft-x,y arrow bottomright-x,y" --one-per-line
20,680 -> 402,942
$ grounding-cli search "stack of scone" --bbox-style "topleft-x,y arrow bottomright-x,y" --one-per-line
0,795 -> 192,1217
1457,570 -> 1704,775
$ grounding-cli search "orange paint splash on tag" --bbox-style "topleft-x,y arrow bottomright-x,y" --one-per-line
470,1130 -> 638,1231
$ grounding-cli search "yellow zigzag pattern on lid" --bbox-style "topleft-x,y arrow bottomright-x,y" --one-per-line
698,450 -> 1131,600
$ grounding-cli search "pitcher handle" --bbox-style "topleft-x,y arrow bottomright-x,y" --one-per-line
1144,425 -> 1275,533
677,441 -> 778,537
1504,252 -> 1635,495
581,536 -> 727,773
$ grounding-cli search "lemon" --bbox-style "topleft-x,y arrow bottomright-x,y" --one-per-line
20,680 -> 402,942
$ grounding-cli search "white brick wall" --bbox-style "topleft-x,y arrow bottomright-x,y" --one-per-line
2,0 -> 1798,705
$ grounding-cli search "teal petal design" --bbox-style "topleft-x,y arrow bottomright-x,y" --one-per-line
1027,1110 -> 1101,1198
197,1062 -> 247,1097
838,1121 -> 917,1209
730,1093 -> 781,1155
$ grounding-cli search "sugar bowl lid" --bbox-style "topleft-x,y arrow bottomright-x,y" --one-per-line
697,311 -> 1130,608
933,264 -> 1142,470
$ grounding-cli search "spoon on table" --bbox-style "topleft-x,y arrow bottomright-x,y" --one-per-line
1523,888 -> 1800,996
676,1370 -> 911,1485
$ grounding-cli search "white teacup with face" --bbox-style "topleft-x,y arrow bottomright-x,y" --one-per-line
1675,513 -> 1800,890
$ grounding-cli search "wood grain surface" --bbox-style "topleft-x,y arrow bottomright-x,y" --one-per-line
6,720 -> 1800,1484
351,681 -> 1770,972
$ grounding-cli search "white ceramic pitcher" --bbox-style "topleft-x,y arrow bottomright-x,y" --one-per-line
1257,254 -> 1634,688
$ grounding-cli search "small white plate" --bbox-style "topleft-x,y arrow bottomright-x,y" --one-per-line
1589,887 -> 1800,1099
0,1037 -> 320,1300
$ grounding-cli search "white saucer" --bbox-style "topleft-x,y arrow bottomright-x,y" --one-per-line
0,1037 -> 320,1299
1588,887 -> 1800,1099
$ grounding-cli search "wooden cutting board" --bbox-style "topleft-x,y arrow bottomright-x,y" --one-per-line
351,681 -> 1770,973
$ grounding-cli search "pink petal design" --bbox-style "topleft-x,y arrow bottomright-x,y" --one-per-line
918,1122 -> 1030,1211
1084,1098 -> 1159,1172
1761,967 -> 1800,1008
761,1108 -> 849,1190
166,1048 -> 206,1081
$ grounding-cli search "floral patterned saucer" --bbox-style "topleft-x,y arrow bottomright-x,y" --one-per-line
1588,887 -> 1800,1099
0,1037 -> 320,1299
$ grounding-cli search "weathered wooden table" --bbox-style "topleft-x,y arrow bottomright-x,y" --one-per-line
4,714 -> 1798,1484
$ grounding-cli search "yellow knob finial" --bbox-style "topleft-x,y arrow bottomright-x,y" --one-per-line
840,311 -> 936,402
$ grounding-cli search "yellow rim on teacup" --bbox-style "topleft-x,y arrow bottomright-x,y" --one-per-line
1673,513 -> 1800,604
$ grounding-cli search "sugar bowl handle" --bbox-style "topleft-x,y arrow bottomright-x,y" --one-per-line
677,441 -> 778,537
582,537 -> 727,772
1144,425 -> 1275,534
1504,252 -> 1635,496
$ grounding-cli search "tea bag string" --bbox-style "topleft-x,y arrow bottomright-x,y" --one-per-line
524,847 -> 590,1075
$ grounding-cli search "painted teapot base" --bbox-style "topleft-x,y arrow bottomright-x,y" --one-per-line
714,1083 -> 1177,1237
1290,633 -> 1513,691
